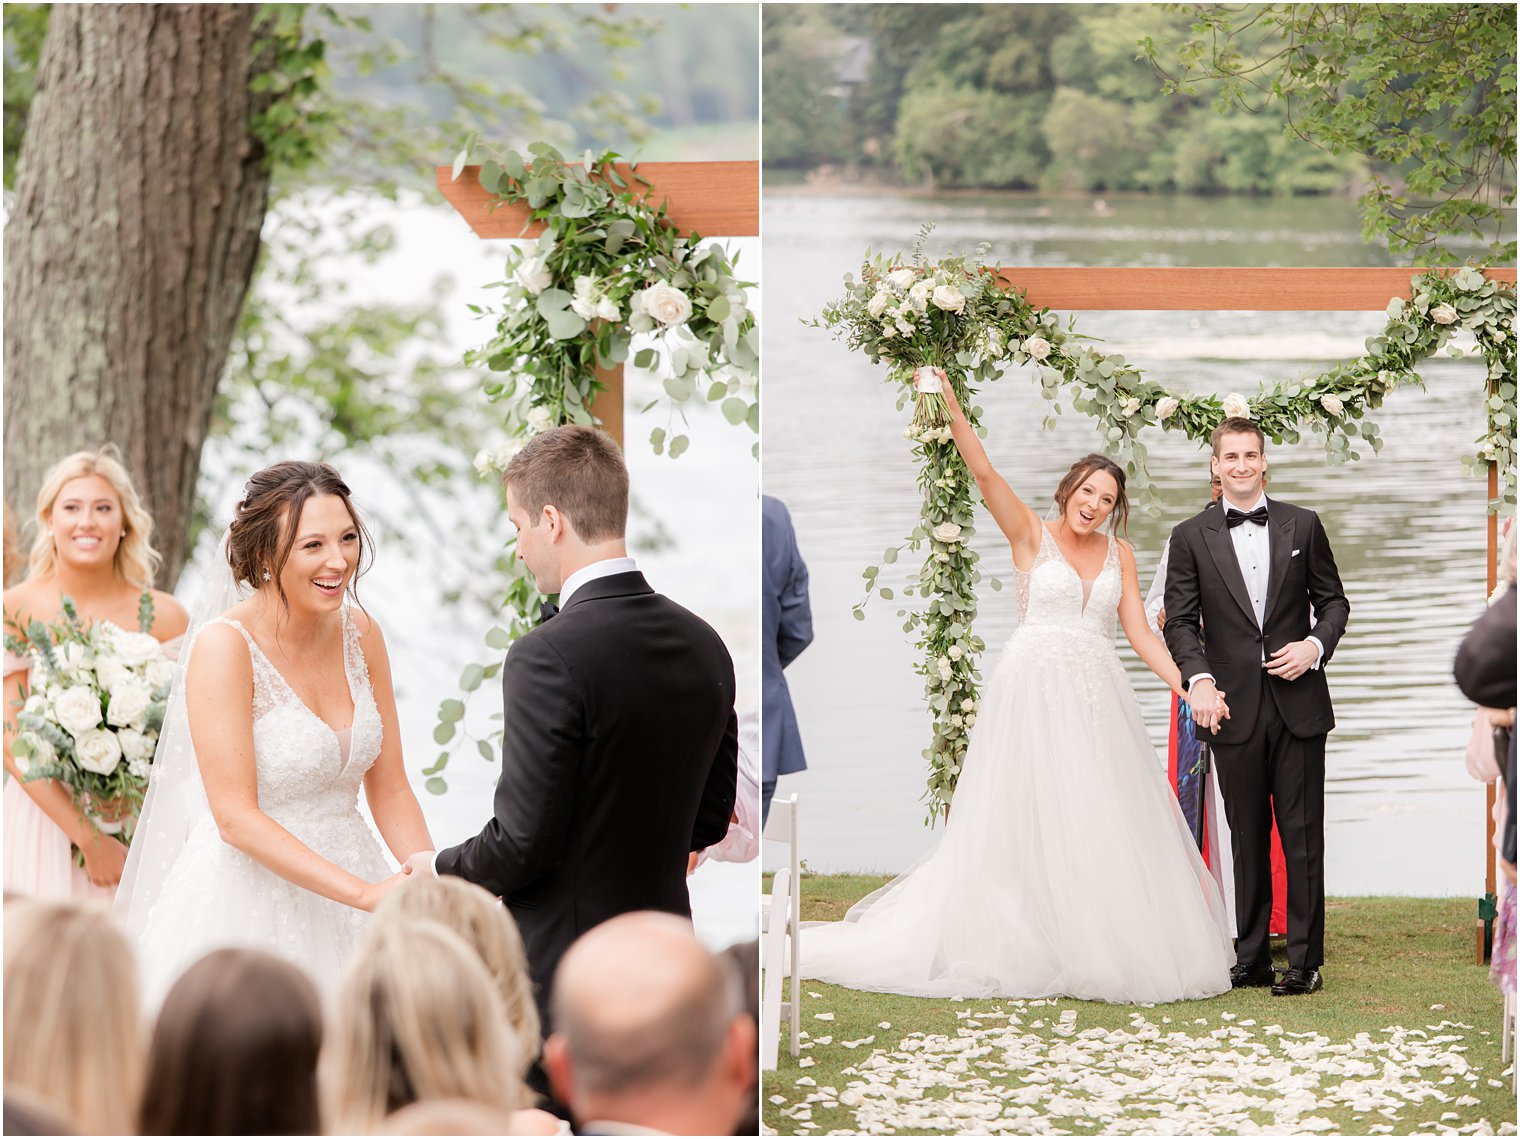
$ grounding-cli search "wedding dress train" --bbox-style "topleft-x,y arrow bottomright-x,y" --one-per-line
803,527 -> 1233,1003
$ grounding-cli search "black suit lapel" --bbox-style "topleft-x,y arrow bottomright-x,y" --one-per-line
1262,511 -> 1296,626
1202,511 -> 1261,628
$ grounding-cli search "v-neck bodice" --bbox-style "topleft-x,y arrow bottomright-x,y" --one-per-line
1013,525 -> 1122,640
206,608 -> 382,811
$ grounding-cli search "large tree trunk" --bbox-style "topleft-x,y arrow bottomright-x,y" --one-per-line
4,4 -> 275,588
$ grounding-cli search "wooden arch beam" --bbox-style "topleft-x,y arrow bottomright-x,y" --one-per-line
995,266 -> 1518,311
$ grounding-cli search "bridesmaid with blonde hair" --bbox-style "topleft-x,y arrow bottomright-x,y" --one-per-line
3,447 -> 189,897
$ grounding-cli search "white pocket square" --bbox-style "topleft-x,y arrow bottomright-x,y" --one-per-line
1292,549 -> 1301,557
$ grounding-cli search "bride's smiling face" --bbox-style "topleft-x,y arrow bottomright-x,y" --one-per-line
1063,470 -> 1120,535
273,494 -> 360,614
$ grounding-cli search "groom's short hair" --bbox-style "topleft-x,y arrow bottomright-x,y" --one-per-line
1211,416 -> 1265,455
502,425 -> 628,542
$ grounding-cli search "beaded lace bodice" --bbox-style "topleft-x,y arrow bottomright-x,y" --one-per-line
201,607 -> 381,816
1014,525 -> 1122,640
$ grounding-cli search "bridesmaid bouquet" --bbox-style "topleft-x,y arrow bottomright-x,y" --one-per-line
5,599 -> 173,850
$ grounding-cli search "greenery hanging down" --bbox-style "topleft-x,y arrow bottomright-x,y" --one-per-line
423,140 -> 759,793
818,233 -> 1515,812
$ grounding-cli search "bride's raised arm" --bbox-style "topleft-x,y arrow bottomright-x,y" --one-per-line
931,368 -> 1044,570
186,623 -> 404,911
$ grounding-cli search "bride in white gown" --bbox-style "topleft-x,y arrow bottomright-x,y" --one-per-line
803,372 -> 1234,1004
115,462 -> 434,1010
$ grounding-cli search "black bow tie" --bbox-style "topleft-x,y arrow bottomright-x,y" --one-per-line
1226,506 -> 1269,529
538,601 -> 560,624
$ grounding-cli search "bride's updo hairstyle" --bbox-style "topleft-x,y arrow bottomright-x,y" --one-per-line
227,461 -> 372,609
1053,454 -> 1130,537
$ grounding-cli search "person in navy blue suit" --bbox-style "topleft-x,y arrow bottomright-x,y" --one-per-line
762,495 -> 813,824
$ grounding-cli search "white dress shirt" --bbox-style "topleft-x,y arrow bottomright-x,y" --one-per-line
557,555 -> 639,608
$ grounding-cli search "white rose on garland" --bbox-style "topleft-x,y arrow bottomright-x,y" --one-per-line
1221,393 -> 1252,419
932,285 -> 966,313
514,255 -> 552,296
525,406 -> 555,435
1431,303 -> 1458,325
75,729 -> 123,776
1155,396 -> 1180,421
931,522 -> 964,544
1024,335 -> 1052,362
1319,394 -> 1345,417
643,283 -> 693,327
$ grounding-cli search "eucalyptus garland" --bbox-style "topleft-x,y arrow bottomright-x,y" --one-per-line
819,245 -> 1515,820
424,140 -> 759,792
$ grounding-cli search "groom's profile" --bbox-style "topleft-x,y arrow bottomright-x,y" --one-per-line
409,424 -> 739,1033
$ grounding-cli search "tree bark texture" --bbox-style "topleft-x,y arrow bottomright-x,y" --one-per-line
4,5 -> 275,588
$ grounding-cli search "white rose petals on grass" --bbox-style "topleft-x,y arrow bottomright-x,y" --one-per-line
785,1006 -> 1507,1136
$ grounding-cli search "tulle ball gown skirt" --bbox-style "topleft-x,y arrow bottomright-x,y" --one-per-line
803,624 -> 1234,1004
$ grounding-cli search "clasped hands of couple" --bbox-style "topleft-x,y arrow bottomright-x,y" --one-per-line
357,851 -> 442,911
1185,639 -> 1322,733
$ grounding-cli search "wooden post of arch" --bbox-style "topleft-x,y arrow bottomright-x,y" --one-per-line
435,160 -> 760,449
994,264 -> 1517,963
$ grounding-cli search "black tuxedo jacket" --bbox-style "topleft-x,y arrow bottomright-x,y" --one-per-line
1164,498 -> 1349,746
435,571 -> 738,1021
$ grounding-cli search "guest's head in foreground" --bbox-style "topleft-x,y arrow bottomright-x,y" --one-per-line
545,911 -> 756,1136
1052,453 -> 1129,539
3,899 -> 142,1134
227,459 -> 372,618
1210,416 -> 1269,510
371,875 -> 542,1065
501,424 -> 629,595
139,948 -> 322,1136
28,445 -> 160,588
321,920 -> 522,1134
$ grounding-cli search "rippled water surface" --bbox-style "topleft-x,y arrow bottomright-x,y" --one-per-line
763,190 -> 1507,896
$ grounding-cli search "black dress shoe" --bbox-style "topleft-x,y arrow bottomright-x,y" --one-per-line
1230,962 -> 1276,988
1271,966 -> 1323,996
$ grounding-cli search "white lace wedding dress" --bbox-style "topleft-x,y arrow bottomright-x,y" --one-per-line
803,527 -> 1233,1003
120,606 -> 391,1010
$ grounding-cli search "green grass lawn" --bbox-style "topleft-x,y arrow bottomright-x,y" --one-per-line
763,875 -> 1516,1135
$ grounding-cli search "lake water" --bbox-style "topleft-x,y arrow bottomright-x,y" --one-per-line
761,189 -> 1509,897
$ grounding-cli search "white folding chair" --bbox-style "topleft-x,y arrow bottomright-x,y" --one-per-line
1503,989 -> 1516,1090
759,867 -> 792,1071
762,793 -> 801,1061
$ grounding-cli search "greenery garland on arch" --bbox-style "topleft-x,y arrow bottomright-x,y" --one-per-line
424,141 -> 759,793
816,242 -> 1515,821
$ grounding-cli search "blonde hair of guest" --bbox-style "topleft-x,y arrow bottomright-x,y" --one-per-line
372,875 -> 542,1062
3,899 -> 143,1134
320,919 -> 522,1134
27,446 -> 161,589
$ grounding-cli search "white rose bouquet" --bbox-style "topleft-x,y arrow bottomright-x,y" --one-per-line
5,599 -> 171,855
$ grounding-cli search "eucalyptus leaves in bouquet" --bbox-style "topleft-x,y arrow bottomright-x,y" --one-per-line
4,598 -> 172,853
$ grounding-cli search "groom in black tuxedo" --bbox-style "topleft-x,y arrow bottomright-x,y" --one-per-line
410,425 -> 738,1030
1164,417 -> 1349,996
